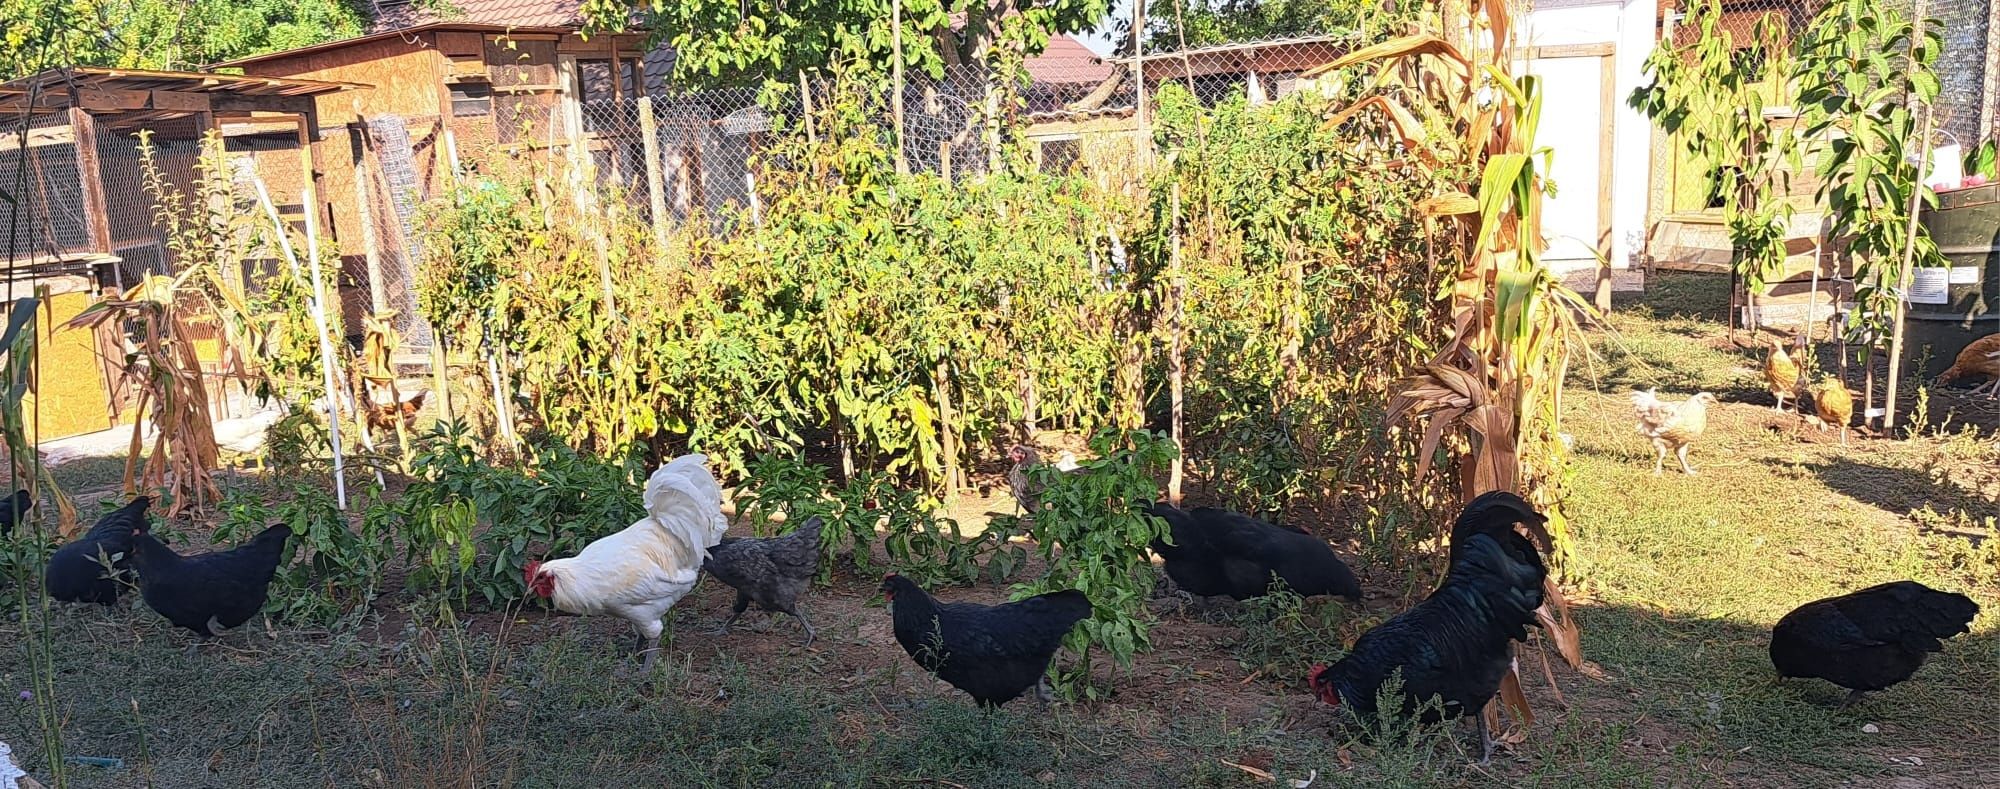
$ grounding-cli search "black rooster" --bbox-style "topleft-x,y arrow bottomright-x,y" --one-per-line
1307,491 -> 1548,763
704,516 -> 823,645
1146,502 -> 1361,602
129,523 -> 291,646
880,573 -> 1092,708
0,489 -> 30,537
45,496 -> 150,605
1770,580 -> 1980,707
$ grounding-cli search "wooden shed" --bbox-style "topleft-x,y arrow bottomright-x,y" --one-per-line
214,23 -> 660,349
0,67 -> 361,439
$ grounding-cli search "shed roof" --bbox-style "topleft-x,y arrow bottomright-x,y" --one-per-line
371,0 -> 587,32
0,66 -> 366,115
210,22 -> 583,69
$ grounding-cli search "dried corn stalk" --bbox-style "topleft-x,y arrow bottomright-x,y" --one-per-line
67,277 -> 221,516
1312,0 -> 1589,738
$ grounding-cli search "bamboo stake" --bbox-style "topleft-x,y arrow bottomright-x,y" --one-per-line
934,360 -> 959,495
1167,184 -> 1186,506
252,153 -> 347,509
799,71 -> 817,144
1883,103 -> 1935,433
640,96 -> 670,252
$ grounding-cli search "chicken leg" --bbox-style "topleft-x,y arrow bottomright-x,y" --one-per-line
1651,440 -> 1668,475
1837,689 -> 1866,709
634,620 -> 664,674
1475,712 -> 1495,764
1675,444 -> 1697,475
714,592 -> 752,636
786,605 -> 818,647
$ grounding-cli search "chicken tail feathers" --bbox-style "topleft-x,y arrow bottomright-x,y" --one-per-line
643,453 -> 729,559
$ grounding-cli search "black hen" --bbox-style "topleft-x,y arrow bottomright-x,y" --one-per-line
1146,503 -> 1361,601
704,516 -> 823,645
129,523 -> 291,640
45,496 -> 150,605
1306,491 -> 1548,762
0,489 -> 30,537
1770,580 -> 1980,707
880,573 -> 1092,707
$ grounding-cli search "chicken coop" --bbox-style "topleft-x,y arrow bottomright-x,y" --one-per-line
0,66 -> 360,440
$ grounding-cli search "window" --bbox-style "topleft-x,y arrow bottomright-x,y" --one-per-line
449,82 -> 492,117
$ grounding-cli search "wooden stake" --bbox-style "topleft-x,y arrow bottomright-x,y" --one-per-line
934,360 -> 959,495
640,96 -> 670,251
353,128 -> 388,314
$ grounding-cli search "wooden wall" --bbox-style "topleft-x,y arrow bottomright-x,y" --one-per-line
242,35 -> 447,125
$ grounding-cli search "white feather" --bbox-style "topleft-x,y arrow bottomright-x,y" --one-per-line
537,453 -> 728,638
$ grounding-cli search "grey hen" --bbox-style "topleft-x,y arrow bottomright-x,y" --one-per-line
703,516 -> 823,645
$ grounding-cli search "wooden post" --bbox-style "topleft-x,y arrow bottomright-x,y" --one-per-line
639,96 -> 670,252
352,127 -> 388,314
431,335 -> 452,425
1167,184 -> 1186,506
799,71 -> 817,144
939,140 -> 952,182
68,107 -> 113,255
1131,0 -> 1147,161
892,0 -> 908,175
934,360 -> 959,495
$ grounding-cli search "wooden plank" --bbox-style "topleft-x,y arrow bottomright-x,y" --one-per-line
75,87 -> 150,111
438,31 -> 484,57
558,35 -> 613,54
502,33 -> 560,42
1524,43 -> 1614,59
149,89 -> 211,112
209,94 -> 314,114
1595,52 -> 1617,311
68,107 -> 114,255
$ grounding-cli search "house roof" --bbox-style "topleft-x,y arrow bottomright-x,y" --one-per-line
1025,35 -> 1116,85
371,0 -> 586,32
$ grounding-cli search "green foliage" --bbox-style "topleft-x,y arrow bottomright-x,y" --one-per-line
1010,429 -> 1175,698
1797,0 -> 1946,344
736,453 -> 1023,587
392,422 -> 646,605
213,483 -> 388,627
1129,0 -> 1401,51
1630,0 -> 1802,297
1230,580 -> 1352,679
2,0 -> 368,78
606,0 -> 1107,87
1150,83 -> 1451,521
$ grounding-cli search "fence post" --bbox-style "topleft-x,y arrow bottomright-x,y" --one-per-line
893,0 -> 908,175
640,96 -> 670,252
352,125 -> 388,315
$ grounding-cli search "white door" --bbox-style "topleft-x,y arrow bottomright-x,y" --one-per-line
1528,55 -> 1606,262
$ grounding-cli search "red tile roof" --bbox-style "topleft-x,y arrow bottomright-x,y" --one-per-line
371,0 -> 584,32
1025,35 -> 1115,85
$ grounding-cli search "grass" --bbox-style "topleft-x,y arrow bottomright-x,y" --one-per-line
3,271 -> 1996,787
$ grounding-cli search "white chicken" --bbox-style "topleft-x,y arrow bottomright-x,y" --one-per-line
523,453 -> 728,672
212,407 -> 285,457
1632,388 -> 1718,475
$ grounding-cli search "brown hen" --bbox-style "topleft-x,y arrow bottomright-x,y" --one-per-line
1935,333 -> 2000,398
1763,337 -> 1802,412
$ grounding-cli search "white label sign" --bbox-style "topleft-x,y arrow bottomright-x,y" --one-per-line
1950,266 -> 1981,284
1908,267 -> 1950,305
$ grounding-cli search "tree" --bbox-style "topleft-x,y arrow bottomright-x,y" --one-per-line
2,0 -> 367,79
1122,0 -> 1399,52
586,0 -> 1108,87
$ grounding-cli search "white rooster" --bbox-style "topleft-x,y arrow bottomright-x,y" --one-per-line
523,453 -> 729,672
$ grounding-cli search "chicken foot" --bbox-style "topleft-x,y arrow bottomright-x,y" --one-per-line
713,593 -> 818,647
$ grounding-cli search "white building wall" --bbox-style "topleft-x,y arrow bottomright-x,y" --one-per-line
1523,0 -> 1657,277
